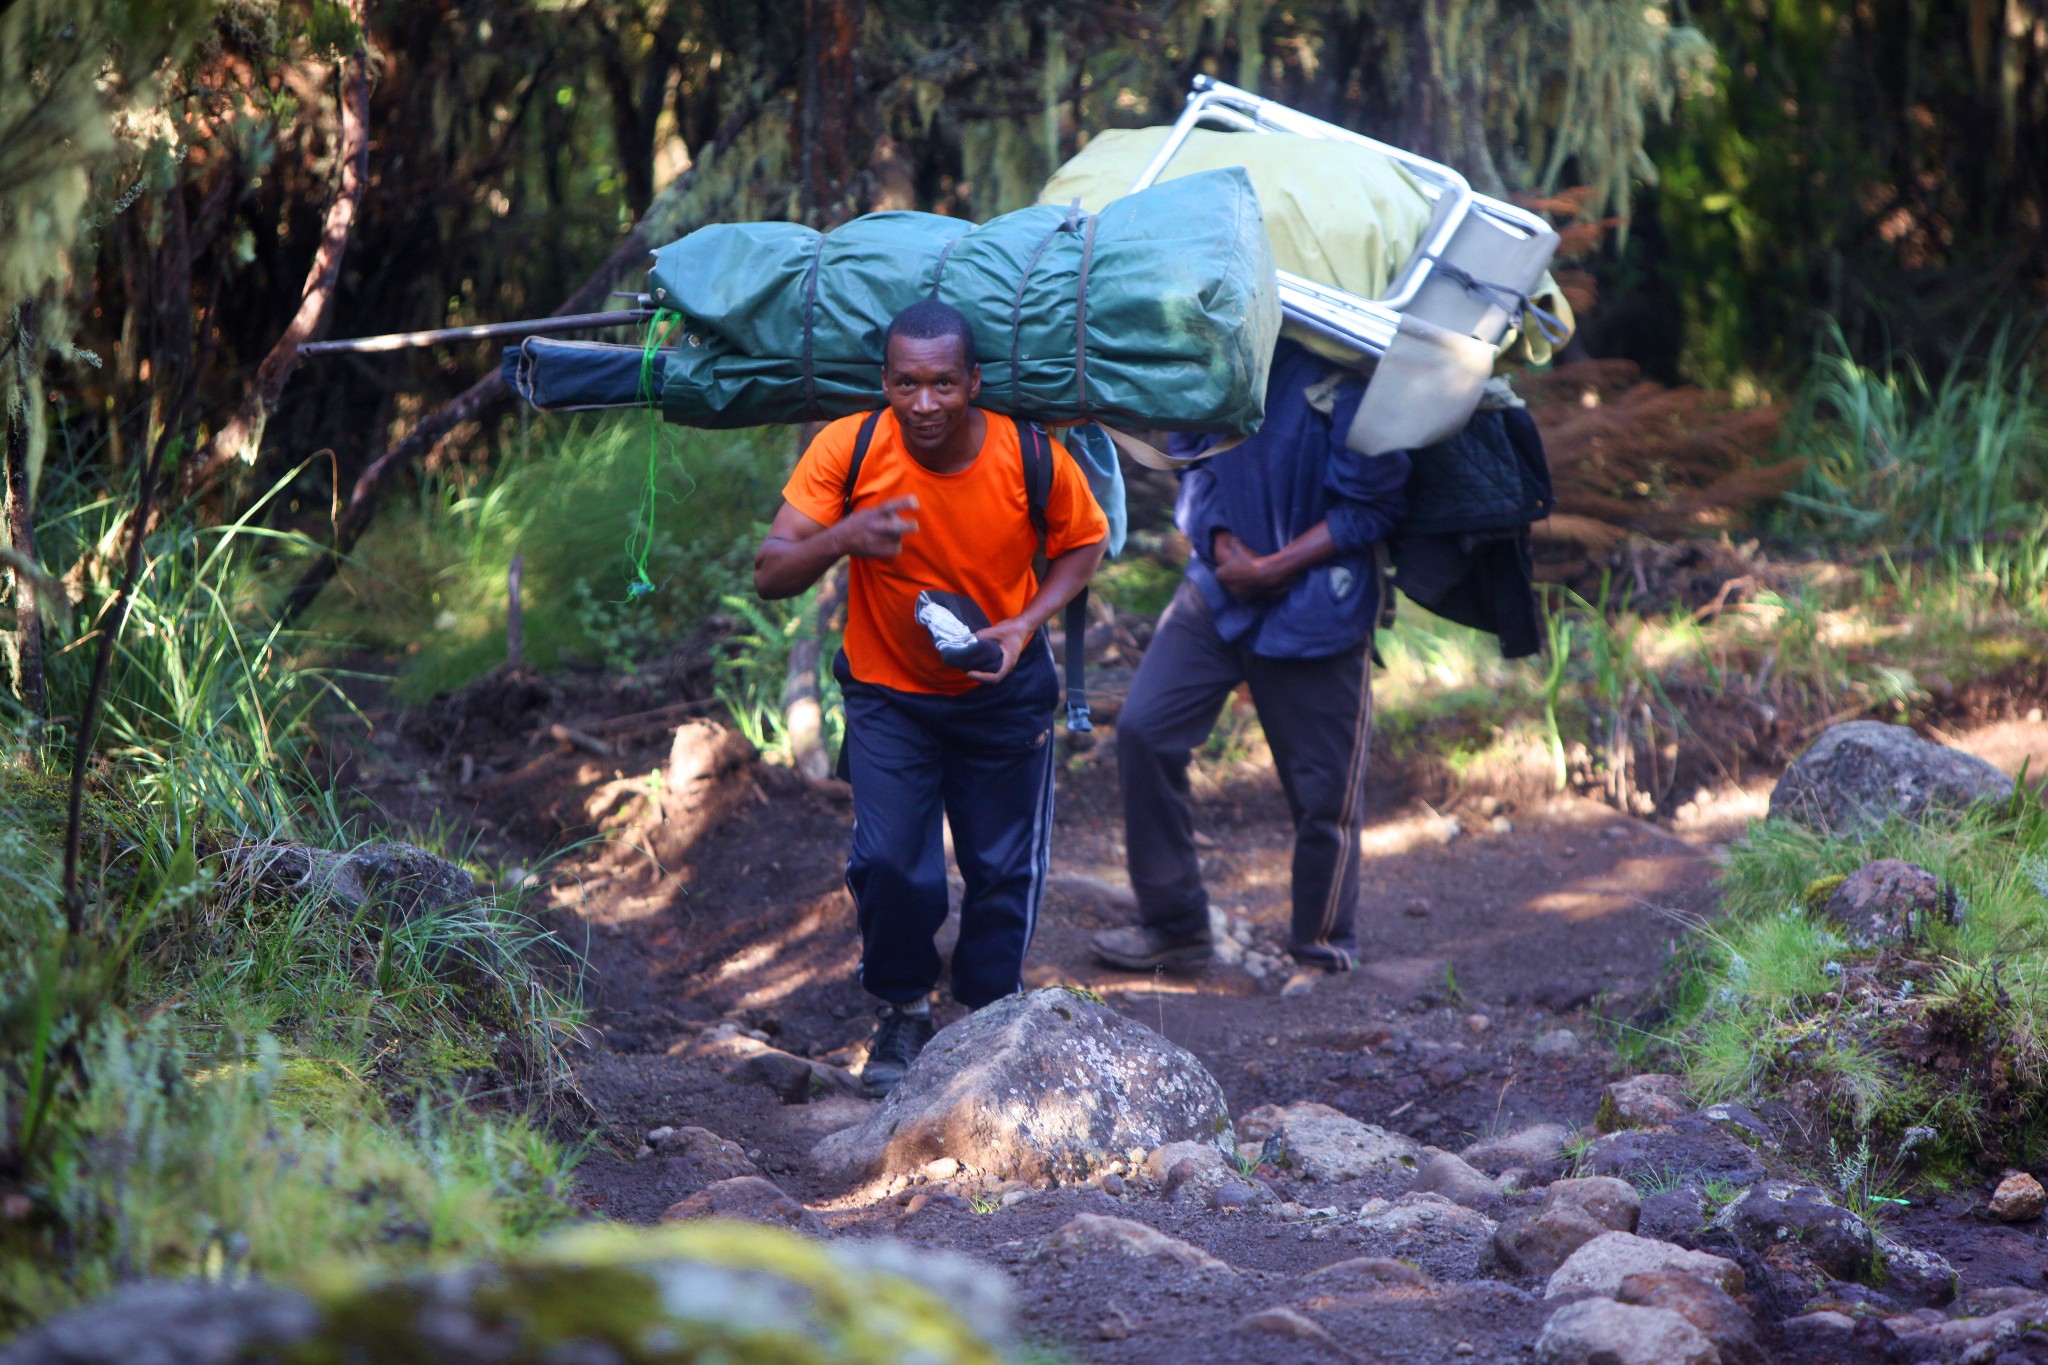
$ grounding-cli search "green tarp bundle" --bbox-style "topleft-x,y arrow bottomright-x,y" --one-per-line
507,169 -> 1280,436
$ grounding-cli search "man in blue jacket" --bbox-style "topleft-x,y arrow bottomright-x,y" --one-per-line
1090,339 -> 1411,975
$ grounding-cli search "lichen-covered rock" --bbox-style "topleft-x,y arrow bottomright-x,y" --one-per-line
1236,1101 -> 1421,1184
1595,1074 -> 1688,1132
0,1223 -> 1008,1365
1712,1181 -> 1875,1280
1769,720 -> 2014,830
1823,858 -> 1959,946
229,839 -> 477,922
1535,1298 -> 1717,1365
1544,1232 -> 1744,1300
1874,1234 -> 1958,1307
1036,1214 -> 1231,1271
811,988 -> 1230,1184
1350,1193 -> 1499,1280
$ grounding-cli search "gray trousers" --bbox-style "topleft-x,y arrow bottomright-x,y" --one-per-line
1117,581 -> 1374,970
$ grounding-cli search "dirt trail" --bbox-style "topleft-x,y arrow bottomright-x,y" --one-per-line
337,666 -> 2048,1361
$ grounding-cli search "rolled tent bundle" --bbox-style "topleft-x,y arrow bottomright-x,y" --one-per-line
505,169 -> 1281,436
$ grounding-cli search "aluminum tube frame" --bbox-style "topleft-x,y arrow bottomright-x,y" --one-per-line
1132,76 -> 1553,361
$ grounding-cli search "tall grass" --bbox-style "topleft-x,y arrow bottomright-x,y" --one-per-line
316,415 -> 790,698
1780,318 -> 2048,548
0,468 -> 586,1328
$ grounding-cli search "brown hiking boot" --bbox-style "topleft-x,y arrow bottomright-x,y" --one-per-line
1088,925 -> 1213,973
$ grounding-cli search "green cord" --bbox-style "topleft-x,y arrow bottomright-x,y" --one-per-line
627,308 -> 686,597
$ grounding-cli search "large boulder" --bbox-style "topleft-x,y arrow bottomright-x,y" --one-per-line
811,988 -> 1231,1184
1770,720 -> 2013,830
0,1224 -> 1009,1365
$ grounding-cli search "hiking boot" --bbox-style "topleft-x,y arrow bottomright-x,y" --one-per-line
1088,925 -> 1213,973
859,1004 -> 936,1099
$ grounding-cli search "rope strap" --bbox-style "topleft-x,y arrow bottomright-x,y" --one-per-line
1073,210 -> 1098,413
1422,255 -> 1572,345
800,234 -> 826,413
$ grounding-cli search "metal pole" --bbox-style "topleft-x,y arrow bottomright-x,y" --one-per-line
298,309 -> 655,356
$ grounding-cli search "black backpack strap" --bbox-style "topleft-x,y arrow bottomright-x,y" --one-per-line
840,409 -> 886,520
1018,422 -> 1092,732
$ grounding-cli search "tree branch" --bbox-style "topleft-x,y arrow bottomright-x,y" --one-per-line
179,3 -> 372,498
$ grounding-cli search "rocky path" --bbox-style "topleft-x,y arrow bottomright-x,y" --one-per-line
337,674 -> 2048,1364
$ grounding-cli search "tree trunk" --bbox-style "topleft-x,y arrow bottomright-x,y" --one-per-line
3,374 -> 44,728
180,0 -> 372,498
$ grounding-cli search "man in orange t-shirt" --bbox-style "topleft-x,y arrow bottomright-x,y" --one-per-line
754,299 -> 1107,1097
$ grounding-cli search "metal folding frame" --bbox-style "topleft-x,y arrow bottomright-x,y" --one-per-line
1131,75 -> 1555,362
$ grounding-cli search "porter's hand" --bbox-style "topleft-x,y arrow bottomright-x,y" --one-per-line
966,617 -> 1034,684
1213,531 -> 1291,602
839,496 -> 920,558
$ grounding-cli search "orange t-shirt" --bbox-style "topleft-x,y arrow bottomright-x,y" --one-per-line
782,409 -> 1109,696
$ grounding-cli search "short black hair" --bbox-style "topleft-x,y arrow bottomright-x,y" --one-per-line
883,299 -> 977,370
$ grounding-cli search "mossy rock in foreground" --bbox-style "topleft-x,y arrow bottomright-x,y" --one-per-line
0,1223 -> 1010,1365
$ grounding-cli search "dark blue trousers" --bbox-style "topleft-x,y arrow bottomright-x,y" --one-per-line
835,642 -> 1058,1009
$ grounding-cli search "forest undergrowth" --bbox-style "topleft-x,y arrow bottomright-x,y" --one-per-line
0,469 -> 588,1328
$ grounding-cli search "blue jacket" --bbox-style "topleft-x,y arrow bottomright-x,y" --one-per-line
1170,340 -> 1412,659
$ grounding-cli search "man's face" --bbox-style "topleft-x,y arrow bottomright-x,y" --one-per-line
883,333 -> 979,456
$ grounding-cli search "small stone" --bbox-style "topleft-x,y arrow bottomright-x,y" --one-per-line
1536,1298 -> 1717,1365
662,1176 -> 824,1236
1823,858 -> 1957,946
1560,846 -> 1577,858
1302,1256 -> 1433,1290
923,1156 -> 961,1180
1095,1317 -> 1128,1341
1460,1122 -> 1572,1175
1352,1193 -> 1500,1280
1617,1269 -> 1765,1365
1595,1074 -> 1689,1132
1991,1170 -> 2048,1222
1239,1102 -> 1422,1183
1430,816 -> 1464,845
1466,1013 -> 1491,1032
1244,956 -> 1270,981
1637,1187 -> 1709,1246
1099,1173 -> 1126,1197
1211,1181 -> 1259,1211
1531,1029 -> 1582,1057
1453,1343 -> 1475,1357
1281,971 -> 1318,998
1543,1176 -> 1641,1233
1404,897 -> 1431,917
1478,796 -> 1501,816
646,1125 -> 676,1145
1038,1214 -> 1231,1271
1495,1205 -> 1609,1279
1544,1232 -> 1745,1299
1489,815 -> 1514,835
1414,1151 -> 1503,1210
1235,1306 -> 1346,1352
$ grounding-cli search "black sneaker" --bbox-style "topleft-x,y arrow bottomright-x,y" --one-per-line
860,1004 -> 936,1099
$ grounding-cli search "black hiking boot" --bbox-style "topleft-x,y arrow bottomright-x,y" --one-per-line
1088,925 -> 1213,973
859,1003 -> 936,1099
